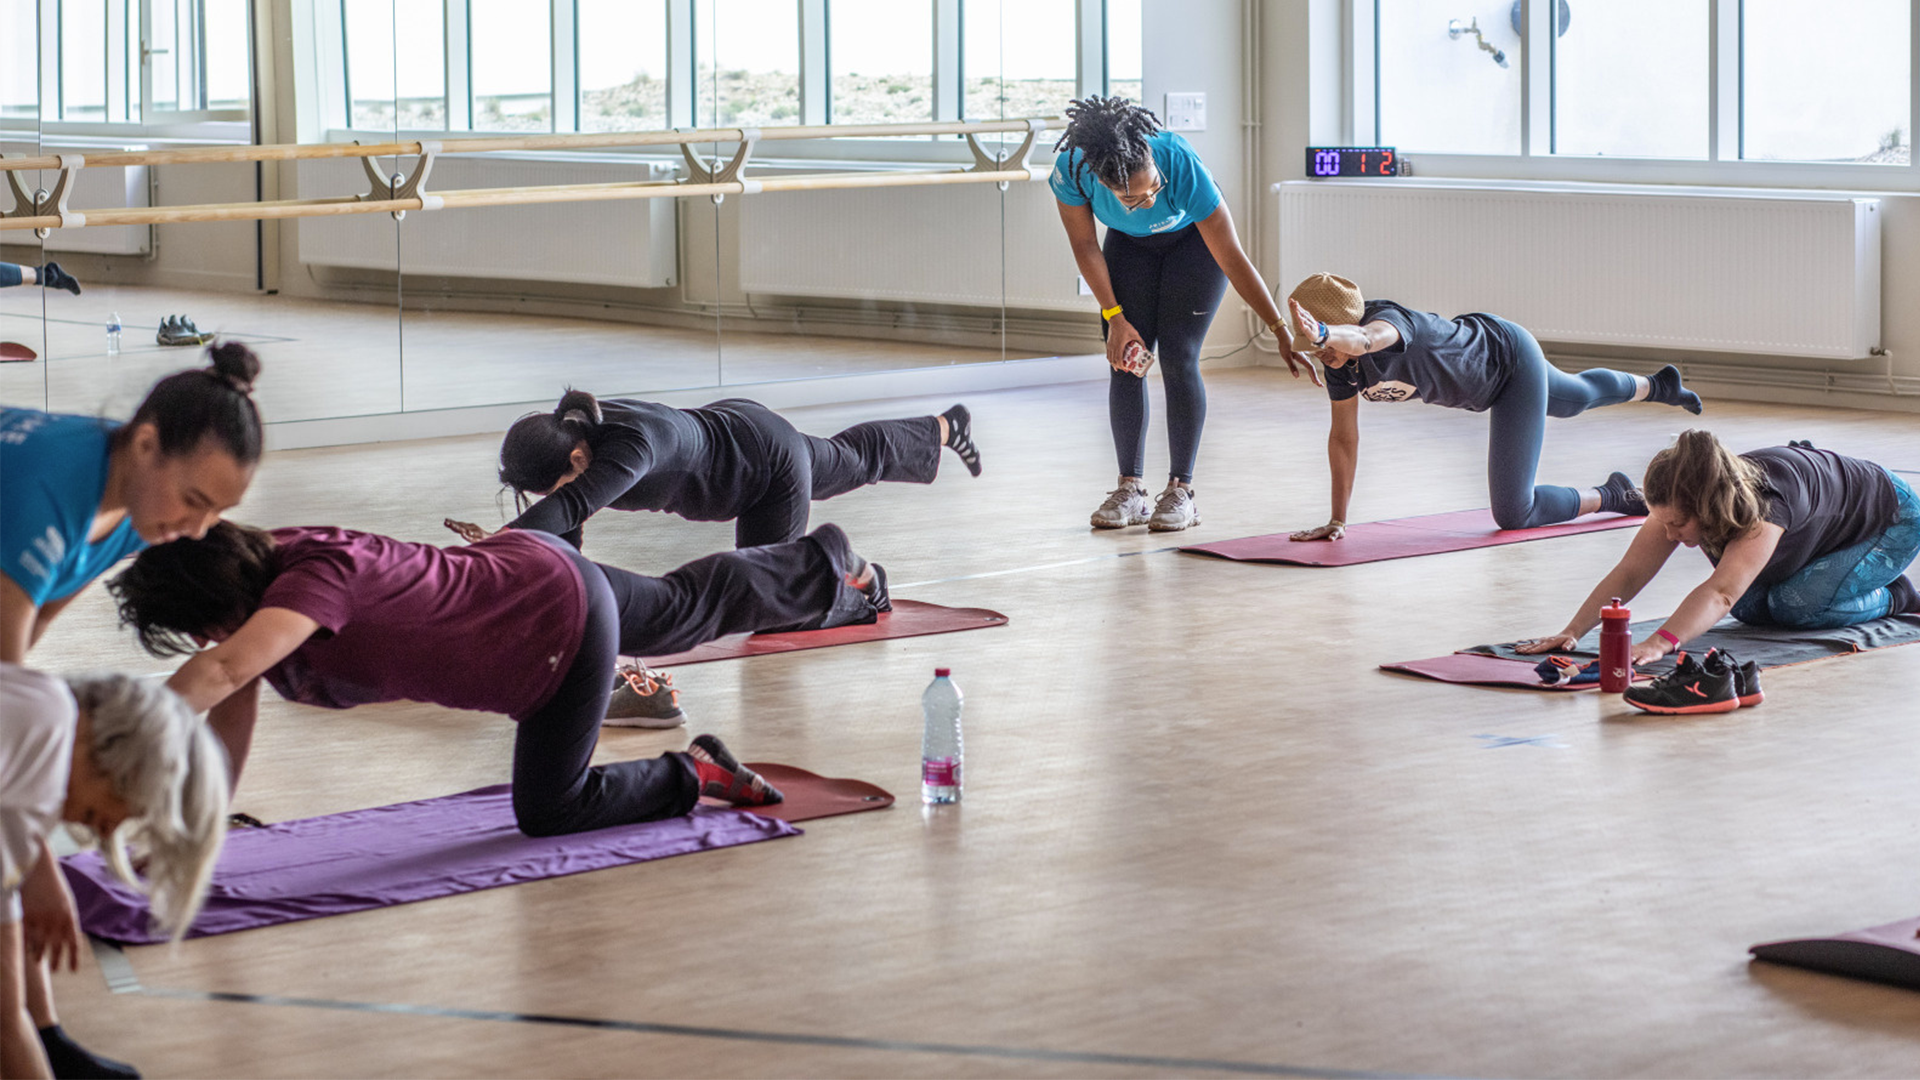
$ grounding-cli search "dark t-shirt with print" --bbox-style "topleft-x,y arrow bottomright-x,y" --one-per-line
1322,300 -> 1514,413
1726,446 -> 1898,586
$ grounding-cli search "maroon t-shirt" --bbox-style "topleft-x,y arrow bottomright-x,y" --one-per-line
259,527 -> 587,719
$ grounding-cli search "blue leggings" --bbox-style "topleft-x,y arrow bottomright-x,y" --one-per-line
1102,225 -> 1229,483
1486,319 -> 1640,529
1731,471 -> 1920,629
0,263 -> 24,288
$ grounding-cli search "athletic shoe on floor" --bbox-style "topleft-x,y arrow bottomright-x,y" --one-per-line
1718,649 -> 1764,707
1091,481 -> 1151,529
38,262 -> 81,295
1623,650 -> 1739,714
604,664 -> 685,728
687,733 -> 783,806
941,404 -> 982,477
1647,364 -> 1703,414
1148,485 -> 1200,532
157,314 -> 214,346
1597,471 -> 1649,517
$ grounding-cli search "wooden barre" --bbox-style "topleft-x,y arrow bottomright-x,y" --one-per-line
0,118 -> 1058,173
0,166 -> 1040,230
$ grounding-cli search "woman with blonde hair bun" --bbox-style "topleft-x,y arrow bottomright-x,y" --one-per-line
1520,431 -> 1920,667
1282,273 -> 1701,539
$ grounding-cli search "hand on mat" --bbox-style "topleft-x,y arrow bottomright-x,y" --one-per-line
443,518 -> 495,544
1105,316 -> 1148,376
1630,639 -> 1671,667
1289,521 -> 1346,542
1514,634 -> 1581,655
20,847 -> 82,971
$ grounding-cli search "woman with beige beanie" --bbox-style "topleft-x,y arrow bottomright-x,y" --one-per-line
1282,273 -> 1701,538
1050,96 -> 1317,533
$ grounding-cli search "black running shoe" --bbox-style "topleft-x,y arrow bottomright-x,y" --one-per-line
1623,650 -> 1739,714
1718,649 -> 1764,708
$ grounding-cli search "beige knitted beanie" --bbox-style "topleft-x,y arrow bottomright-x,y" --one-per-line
1286,273 -> 1364,351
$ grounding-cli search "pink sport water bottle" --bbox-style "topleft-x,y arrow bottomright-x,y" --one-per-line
1599,598 -> 1632,692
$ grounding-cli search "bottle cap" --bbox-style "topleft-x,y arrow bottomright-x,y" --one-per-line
934,668 -> 950,677
1600,597 -> 1630,619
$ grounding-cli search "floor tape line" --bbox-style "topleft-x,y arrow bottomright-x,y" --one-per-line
129,984 -> 1424,1079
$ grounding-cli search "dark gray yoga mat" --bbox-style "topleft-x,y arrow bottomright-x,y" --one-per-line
1467,614 -> 1920,674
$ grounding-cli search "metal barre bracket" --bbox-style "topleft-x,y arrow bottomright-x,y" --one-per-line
678,129 -> 759,203
355,141 -> 439,219
3,155 -> 87,237
963,126 -> 1041,179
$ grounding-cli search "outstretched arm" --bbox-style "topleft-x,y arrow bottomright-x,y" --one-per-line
1516,520 -> 1683,654
1196,206 -> 1320,386
1628,524 -> 1781,665
505,437 -> 650,542
1293,397 -> 1359,540
167,607 -> 318,714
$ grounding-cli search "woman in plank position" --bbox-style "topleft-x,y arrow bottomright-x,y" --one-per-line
446,390 -> 981,552
1,666 -> 227,1080
1282,274 -> 1701,540
1517,432 -> 1920,712
109,519 -> 891,837
1049,96 -> 1318,533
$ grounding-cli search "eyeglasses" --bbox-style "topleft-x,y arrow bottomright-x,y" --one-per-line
1113,172 -> 1164,210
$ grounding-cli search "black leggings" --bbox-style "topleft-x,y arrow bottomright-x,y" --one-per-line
512,524 -> 878,836
1102,226 -> 1229,484
721,401 -> 942,548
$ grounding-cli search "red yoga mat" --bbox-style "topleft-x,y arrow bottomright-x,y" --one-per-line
1180,508 -> 1643,567
727,763 -> 895,822
1379,652 -> 1650,691
644,599 -> 1007,667
0,342 -> 37,362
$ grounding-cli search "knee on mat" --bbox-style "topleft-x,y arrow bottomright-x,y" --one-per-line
512,798 -> 577,838
1491,505 -> 1535,531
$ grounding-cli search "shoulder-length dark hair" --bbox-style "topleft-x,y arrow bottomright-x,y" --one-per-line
1642,429 -> 1768,560
109,520 -> 279,657
498,388 -> 603,504
109,341 -> 265,465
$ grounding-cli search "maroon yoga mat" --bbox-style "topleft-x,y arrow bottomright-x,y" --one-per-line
645,599 -> 1007,667
1751,916 -> 1920,991
64,765 -> 891,945
1180,508 -> 1643,567
1379,652 -> 1650,691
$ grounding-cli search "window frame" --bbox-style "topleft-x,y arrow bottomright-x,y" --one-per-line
34,0 -> 252,139
1340,0 -> 1919,193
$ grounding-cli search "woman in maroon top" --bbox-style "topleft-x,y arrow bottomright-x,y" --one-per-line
108,521 -> 888,836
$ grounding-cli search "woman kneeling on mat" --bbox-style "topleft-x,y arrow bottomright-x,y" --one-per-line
108,521 -> 890,837
2,666 -> 227,1079
1519,431 -> 1920,663
446,390 -> 981,552
1282,274 -> 1702,540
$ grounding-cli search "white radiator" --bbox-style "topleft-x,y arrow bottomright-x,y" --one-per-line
1276,181 -> 1881,360
297,153 -> 678,287
738,175 -> 1087,312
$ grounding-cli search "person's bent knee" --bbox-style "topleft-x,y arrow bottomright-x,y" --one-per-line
512,798 -> 576,838
1491,505 -> 1534,531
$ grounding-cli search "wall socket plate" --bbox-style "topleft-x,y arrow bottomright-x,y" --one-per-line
1164,92 -> 1206,132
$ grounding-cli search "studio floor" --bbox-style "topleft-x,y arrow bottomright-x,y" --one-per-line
24,364 -> 1920,1078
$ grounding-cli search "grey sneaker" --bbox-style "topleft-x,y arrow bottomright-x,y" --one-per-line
1148,486 -> 1200,532
605,664 -> 686,728
1091,482 -> 1151,529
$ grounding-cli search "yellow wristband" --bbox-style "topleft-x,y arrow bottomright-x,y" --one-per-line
1101,304 -> 1124,321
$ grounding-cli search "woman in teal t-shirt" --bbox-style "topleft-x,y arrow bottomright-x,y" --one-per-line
1051,96 -> 1316,533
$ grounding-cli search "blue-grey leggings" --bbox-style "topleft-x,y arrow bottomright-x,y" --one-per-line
0,263 -> 24,287
1486,318 -> 1641,529
1102,225 -> 1229,483
1731,471 -> 1920,629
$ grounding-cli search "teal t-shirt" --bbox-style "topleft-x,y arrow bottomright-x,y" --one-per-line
1049,130 -> 1223,238
0,410 -> 146,605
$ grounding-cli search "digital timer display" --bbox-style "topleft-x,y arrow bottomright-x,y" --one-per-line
1305,146 -> 1399,178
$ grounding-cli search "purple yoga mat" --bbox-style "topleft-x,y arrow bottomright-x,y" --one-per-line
1180,508 -> 1642,567
62,784 -> 799,945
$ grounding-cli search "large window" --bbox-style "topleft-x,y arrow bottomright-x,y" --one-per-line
34,0 -> 252,124
961,0 -> 1076,121
470,0 -> 551,131
344,0 -> 444,130
1107,0 -> 1142,103
1364,0 -> 1913,170
829,0 -> 932,125
695,0 -> 800,128
579,0 -> 667,132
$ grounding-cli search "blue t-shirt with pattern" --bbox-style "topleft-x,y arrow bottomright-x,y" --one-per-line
1050,131 -> 1223,238
0,410 -> 146,605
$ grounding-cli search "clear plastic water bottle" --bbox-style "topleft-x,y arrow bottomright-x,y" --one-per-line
106,312 -> 122,356
921,668 -> 963,804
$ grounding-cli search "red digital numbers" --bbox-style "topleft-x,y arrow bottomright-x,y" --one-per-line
1379,150 -> 1395,176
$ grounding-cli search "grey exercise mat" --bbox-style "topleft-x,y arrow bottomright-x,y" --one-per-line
1467,613 -> 1920,674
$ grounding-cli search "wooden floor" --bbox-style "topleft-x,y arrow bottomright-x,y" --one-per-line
24,364 -> 1920,1078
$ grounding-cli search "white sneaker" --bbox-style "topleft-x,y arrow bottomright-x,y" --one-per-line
1148,486 -> 1200,532
1090,482 -> 1152,529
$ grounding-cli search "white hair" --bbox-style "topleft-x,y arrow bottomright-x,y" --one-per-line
65,672 -> 230,941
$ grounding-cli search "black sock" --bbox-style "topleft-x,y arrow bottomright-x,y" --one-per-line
1646,365 -> 1703,415
940,404 -> 982,477
37,262 -> 82,296
38,1025 -> 141,1080
1889,574 -> 1920,616
1597,471 -> 1648,517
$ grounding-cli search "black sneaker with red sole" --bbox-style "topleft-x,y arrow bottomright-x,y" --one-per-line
1719,648 -> 1764,707
1623,650 -> 1740,714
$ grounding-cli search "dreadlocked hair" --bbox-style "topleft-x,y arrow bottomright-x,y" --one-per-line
1053,95 -> 1162,196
